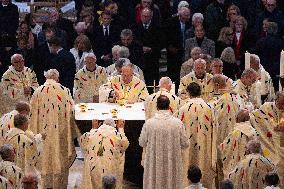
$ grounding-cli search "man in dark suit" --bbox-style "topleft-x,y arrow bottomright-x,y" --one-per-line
165,7 -> 191,85
93,11 -> 121,67
133,7 -> 163,87
48,37 -> 76,92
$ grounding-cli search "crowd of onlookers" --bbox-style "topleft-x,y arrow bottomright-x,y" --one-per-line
1,0 -> 284,90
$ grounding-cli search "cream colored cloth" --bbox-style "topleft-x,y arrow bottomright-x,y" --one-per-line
179,72 -> 214,102
0,160 -> 22,189
99,75 -> 149,103
257,65 -> 275,101
80,124 -> 129,189
250,102 -> 284,187
0,66 -> 39,112
233,79 -> 261,109
144,88 -> 181,120
228,154 -> 276,189
70,48 -> 93,72
29,79 -> 76,189
177,98 -> 217,189
0,175 -> 13,189
139,111 -> 189,189
4,128 -> 39,173
73,65 -> 107,103
219,121 -> 258,177
0,110 -> 18,146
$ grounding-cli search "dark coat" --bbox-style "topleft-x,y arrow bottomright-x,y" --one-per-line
0,3 -> 19,37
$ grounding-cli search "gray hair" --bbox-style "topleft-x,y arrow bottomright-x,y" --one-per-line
44,69 -> 59,80
115,58 -> 131,69
191,47 -> 202,55
246,139 -> 262,154
11,54 -> 23,64
192,13 -> 204,22
250,54 -> 260,64
120,29 -> 133,38
241,68 -> 256,78
220,47 -> 236,64
212,74 -> 226,87
178,1 -> 189,10
118,46 -> 130,58
102,175 -> 116,189
112,45 -> 121,54
194,58 -> 206,66
220,179 -> 234,189
0,144 -> 14,160
159,77 -> 172,87
122,62 -> 134,70
103,118 -> 116,127
84,52 -> 96,61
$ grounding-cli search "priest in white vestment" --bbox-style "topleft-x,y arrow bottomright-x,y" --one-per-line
0,144 -> 23,189
180,47 -> 202,78
99,62 -> 149,103
228,140 -> 276,189
177,82 -> 217,189
0,54 -> 39,112
29,69 -> 76,189
250,54 -> 275,102
73,53 -> 107,103
233,68 -> 261,109
250,92 -> 284,187
144,77 -> 181,120
219,110 -> 258,177
0,101 -> 30,145
81,119 -> 129,189
139,95 -> 189,189
179,58 -> 214,102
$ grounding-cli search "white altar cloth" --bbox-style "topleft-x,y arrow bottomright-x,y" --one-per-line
75,103 -> 145,120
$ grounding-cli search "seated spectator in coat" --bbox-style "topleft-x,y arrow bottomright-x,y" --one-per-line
135,0 -> 161,26
185,13 -> 204,39
184,25 -> 215,60
185,165 -> 206,189
264,172 -> 280,189
215,27 -> 234,58
70,34 -> 93,71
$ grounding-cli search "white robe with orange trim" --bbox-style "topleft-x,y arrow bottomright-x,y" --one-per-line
81,124 -> 129,189
0,160 -> 22,189
29,79 -> 76,189
106,64 -> 145,81
250,102 -> 284,187
73,65 -> 107,103
228,154 -> 276,189
144,88 -> 181,120
219,121 -> 258,177
178,72 -> 214,102
0,66 -> 39,112
0,110 -> 18,145
177,98 -> 217,189
99,75 -> 149,103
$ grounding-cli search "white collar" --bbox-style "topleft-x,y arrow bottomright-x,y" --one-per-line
56,48 -> 63,54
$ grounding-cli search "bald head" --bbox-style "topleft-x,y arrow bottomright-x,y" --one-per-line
241,69 -> 257,86
236,109 -> 250,123
246,139 -> 262,154
250,54 -> 260,71
159,77 -> 172,91
15,101 -> 30,115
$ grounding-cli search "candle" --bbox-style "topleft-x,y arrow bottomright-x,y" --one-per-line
260,70 -> 266,95
245,51 -> 250,70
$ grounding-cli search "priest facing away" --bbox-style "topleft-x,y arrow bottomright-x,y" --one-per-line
139,95 -> 189,189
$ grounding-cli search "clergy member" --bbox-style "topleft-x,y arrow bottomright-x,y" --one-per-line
250,54 -> 275,103
0,54 -> 39,112
210,74 -> 243,145
250,92 -> 284,187
177,82 -> 216,189
0,144 -> 23,188
219,109 -> 258,177
144,77 -> 181,120
233,68 -> 260,109
73,53 -> 107,103
139,95 -> 189,189
0,101 -> 30,145
99,62 -> 149,103
179,58 -> 214,102
81,119 -> 129,189
228,140 -> 276,189
4,114 -> 40,173
29,69 -> 76,189
210,58 -> 233,90
180,47 -> 202,78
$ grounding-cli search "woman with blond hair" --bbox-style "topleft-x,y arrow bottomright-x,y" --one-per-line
215,27 -> 234,57
70,35 -> 93,71
226,4 -> 241,28
220,47 -> 239,80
